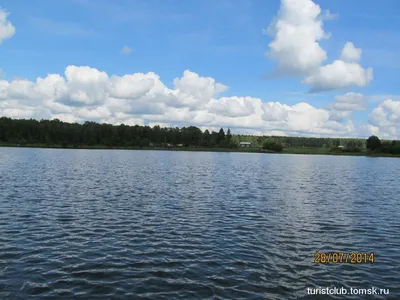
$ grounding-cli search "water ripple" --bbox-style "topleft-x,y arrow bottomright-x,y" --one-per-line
0,149 -> 399,299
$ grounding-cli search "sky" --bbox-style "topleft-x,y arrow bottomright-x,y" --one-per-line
1,0 -> 400,139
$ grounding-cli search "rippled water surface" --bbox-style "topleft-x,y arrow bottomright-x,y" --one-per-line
0,148 -> 399,299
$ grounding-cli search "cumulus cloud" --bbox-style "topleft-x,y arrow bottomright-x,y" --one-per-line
303,54 -> 373,93
340,42 -> 362,62
267,0 -> 373,92
172,70 -> 228,110
0,9 -> 15,44
367,99 -> 400,139
331,93 -> 366,111
262,102 -> 289,122
121,45 -> 133,54
329,110 -> 352,122
0,65 -> 362,137
207,96 -> 257,117
54,66 -> 109,106
262,101 -> 352,136
329,95 -> 365,122
370,99 -> 400,127
286,103 -> 330,133
108,73 -> 157,99
327,92 -> 366,121
5,79 -> 44,101
266,0 -> 328,76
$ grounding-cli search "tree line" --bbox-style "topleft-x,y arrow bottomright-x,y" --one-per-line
0,117 -> 236,148
0,117 -> 399,154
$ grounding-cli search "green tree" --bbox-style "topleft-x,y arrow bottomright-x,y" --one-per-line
262,140 -> 283,152
217,127 -> 225,145
344,140 -> 361,152
392,144 -> 400,155
381,141 -> 392,153
226,128 -> 232,142
201,129 -> 211,147
366,135 -> 381,151
140,138 -> 150,148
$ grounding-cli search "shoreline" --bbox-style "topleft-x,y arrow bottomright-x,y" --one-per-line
1,144 -> 399,158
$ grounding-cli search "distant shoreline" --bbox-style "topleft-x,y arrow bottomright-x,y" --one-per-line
1,144 -> 399,158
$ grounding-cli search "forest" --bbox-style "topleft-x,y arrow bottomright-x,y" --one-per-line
0,117 -> 399,155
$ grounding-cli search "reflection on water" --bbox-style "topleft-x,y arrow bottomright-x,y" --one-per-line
0,148 -> 399,299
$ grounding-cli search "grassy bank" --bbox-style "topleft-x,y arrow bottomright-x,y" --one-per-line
1,143 -> 399,157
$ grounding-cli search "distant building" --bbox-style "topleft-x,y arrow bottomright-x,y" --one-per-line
338,145 -> 344,148
239,142 -> 252,148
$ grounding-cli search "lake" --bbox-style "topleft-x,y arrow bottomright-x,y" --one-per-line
0,148 -> 399,299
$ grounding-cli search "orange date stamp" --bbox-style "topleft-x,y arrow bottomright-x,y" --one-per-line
314,252 -> 375,264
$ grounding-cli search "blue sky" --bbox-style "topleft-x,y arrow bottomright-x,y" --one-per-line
1,0 -> 400,138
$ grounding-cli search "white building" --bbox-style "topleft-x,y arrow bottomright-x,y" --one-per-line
239,142 -> 252,148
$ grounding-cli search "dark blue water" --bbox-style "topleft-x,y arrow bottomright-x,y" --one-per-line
0,148 -> 399,299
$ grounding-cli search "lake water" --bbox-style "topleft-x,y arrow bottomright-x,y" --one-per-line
0,148 -> 399,299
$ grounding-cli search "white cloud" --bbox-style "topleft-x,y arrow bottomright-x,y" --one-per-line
0,9 -> 15,44
331,93 -> 366,111
65,65 -> 108,84
320,10 -> 337,21
266,0 -> 328,76
207,96 -> 257,117
52,113 -> 80,123
54,66 -> 109,106
172,70 -> 228,110
1,107 -> 36,118
328,92 -> 366,121
262,102 -> 289,122
267,1 -> 373,92
0,80 -> 8,99
303,59 -> 373,92
121,45 -> 133,54
286,103 -> 330,133
75,106 -> 111,120
370,99 -> 400,125
108,73 -> 156,99
340,42 -> 362,62
368,99 -> 400,139
359,124 -> 380,137
329,110 -> 352,122
6,79 -> 41,100
148,121 -> 170,128
0,65 -> 363,137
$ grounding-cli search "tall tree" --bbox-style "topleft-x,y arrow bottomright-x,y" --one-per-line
226,128 -> 232,142
202,129 -> 211,147
217,127 -> 225,145
366,135 -> 381,151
